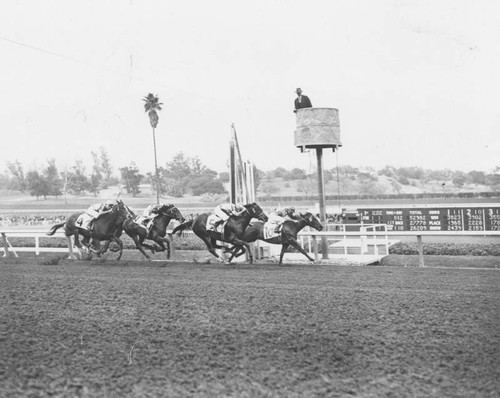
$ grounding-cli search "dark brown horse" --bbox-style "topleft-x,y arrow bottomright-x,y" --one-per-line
227,212 -> 323,264
46,200 -> 131,260
121,204 -> 185,260
172,202 -> 268,264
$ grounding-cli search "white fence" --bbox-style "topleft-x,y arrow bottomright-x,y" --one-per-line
1,230 -> 80,259
297,228 -> 500,266
2,227 -> 500,267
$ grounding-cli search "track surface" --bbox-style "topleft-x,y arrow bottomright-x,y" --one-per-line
1,260 -> 499,397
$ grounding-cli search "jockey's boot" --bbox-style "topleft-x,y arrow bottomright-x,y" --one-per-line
274,225 -> 281,234
213,220 -> 223,230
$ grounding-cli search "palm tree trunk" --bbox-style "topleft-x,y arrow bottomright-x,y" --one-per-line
152,127 -> 160,204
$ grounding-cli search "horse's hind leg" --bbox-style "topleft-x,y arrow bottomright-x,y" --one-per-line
130,234 -> 151,260
278,244 -> 289,264
202,237 -> 226,262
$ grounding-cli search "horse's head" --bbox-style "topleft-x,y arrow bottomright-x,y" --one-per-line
244,202 -> 268,222
159,204 -> 185,223
299,212 -> 323,231
112,200 -> 133,221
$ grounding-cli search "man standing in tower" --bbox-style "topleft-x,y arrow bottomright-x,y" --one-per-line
294,87 -> 312,113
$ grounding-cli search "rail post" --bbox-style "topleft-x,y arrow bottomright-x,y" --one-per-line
417,235 -> 425,267
312,235 -> 319,262
2,232 -> 17,258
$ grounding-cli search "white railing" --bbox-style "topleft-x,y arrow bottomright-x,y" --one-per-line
3,227 -> 500,267
1,230 -> 80,259
297,228 -> 500,266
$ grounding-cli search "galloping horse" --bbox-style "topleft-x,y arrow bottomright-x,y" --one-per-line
172,202 -> 268,264
122,204 -> 185,260
46,200 -> 131,260
227,212 -> 323,264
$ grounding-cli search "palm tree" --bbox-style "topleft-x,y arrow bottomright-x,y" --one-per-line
143,93 -> 163,204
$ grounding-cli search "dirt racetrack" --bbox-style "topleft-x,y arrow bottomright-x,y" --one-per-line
1,259 -> 499,397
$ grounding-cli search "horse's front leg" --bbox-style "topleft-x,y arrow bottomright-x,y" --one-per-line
152,235 -> 171,259
153,240 -> 171,260
110,237 -> 124,260
231,239 -> 253,264
286,238 -> 315,263
202,237 -> 227,263
227,246 -> 245,262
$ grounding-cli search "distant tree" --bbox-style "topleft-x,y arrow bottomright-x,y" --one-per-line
99,147 -> 116,187
164,152 -> 192,180
186,176 -> 226,196
426,169 -> 451,182
219,172 -> 230,182
65,160 -> 91,195
468,170 -> 486,185
259,182 -> 280,196
338,165 -> 359,178
451,171 -> 468,188
290,168 -> 307,180
90,150 -> 103,195
143,93 -> 163,203
252,165 -> 264,193
378,165 -> 397,178
162,177 -> 183,198
297,179 -> 317,198
120,163 -> 143,197
270,167 -> 290,179
26,170 -> 50,199
397,167 -> 425,180
0,171 -> 9,189
485,173 -> 500,187
158,152 -> 223,197
397,176 -> 410,185
44,159 -> 63,197
390,179 -> 402,194
6,160 -> 27,191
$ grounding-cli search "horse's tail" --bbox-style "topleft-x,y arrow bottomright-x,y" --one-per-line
172,220 -> 193,237
46,222 -> 66,236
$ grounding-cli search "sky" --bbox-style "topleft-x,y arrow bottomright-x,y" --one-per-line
0,0 -> 499,176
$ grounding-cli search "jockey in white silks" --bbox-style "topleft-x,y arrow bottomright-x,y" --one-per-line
82,200 -> 115,230
142,203 -> 164,233
213,203 -> 246,229
268,206 -> 298,233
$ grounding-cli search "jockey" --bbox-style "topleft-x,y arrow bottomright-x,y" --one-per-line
213,202 -> 246,229
142,203 -> 165,233
84,200 -> 115,230
269,206 -> 298,233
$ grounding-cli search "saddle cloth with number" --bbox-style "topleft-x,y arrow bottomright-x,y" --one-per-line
206,214 -> 225,234
263,222 -> 280,240
76,213 -> 93,231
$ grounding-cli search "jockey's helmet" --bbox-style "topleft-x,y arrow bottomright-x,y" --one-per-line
285,206 -> 295,215
104,200 -> 114,207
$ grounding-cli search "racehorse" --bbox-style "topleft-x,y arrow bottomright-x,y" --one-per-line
121,204 -> 185,260
172,202 -> 268,264
46,200 -> 131,260
226,212 -> 323,264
